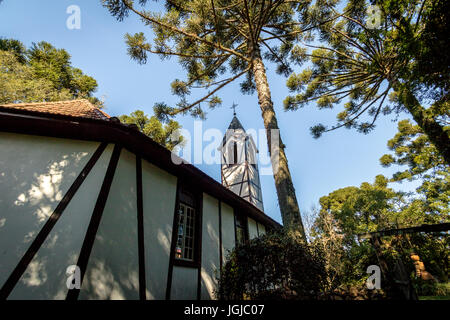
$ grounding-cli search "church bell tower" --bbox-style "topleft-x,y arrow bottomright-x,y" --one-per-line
219,109 -> 264,211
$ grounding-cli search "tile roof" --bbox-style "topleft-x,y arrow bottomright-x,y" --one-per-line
0,99 -> 110,120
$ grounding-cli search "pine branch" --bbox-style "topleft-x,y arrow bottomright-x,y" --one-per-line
261,40 -> 290,72
170,67 -> 251,115
145,47 -> 229,60
325,86 -> 390,133
121,0 -> 250,62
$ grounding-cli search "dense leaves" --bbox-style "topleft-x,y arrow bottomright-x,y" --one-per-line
119,109 -> 184,151
0,50 -> 72,103
102,0 -> 328,236
380,119 -> 449,218
284,0 -> 450,163
217,230 -> 328,300
103,0 -> 314,117
309,153 -> 449,297
309,179 -> 449,296
0,39 -> 101,106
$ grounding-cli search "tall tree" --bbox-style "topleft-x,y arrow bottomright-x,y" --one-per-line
0,38 -> 27,63
311,175 -> 449,292
102,0 -> 326,237
284,0 -> 450,164
380,119 -> 449,218
27,41 -> 102,106
0,39 -> 102,106
0,50 -> 72,103
119,109 -> 184,151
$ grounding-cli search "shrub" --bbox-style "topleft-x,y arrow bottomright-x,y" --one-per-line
413,278 -> 450,297
216,229 -> 329,300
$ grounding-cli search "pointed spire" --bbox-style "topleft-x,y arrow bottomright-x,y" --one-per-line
227,102 -> 244,130
221,107 -> 245,146
227,114 -> 244,130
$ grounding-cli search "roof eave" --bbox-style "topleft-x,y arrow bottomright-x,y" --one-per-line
0,106 -> 282,230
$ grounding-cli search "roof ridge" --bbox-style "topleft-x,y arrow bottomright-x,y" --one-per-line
0,99 -> 91,107
0,99 -> 110,120
95,107 -> 111,119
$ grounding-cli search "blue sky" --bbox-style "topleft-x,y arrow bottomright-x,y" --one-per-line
0,0 -> 416,225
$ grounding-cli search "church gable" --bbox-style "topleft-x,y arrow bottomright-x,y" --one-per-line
0,101 -> 279,300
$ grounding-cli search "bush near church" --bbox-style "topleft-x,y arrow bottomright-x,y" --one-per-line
216,230 -> 329,300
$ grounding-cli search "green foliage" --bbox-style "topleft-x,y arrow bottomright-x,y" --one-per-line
414,280 -> 450,298
0,50 -> 72,103
217,230 -> 328,300
380,119 -> 449,218
0,38 -> 27,63
27,41 -> 99,102
103,0 -> 316,236
284,0 -> 449,164
102,0 -> 315,119
307,113 -> 449,296
119,109 -> 184,151
0,39 -> 101,106
405,0 -> 449,101
309,173 -> 449,294
316,176 -> 405,237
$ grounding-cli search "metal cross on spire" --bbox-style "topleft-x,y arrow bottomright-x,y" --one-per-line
231,102 -> 238,116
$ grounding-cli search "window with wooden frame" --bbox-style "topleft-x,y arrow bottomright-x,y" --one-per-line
175,202 -> 196,261
174,187 -> 200,264
235,213 -> 249,246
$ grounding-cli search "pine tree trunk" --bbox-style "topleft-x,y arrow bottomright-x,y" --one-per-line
251,49 -> 306,240
391,81 -> 450,164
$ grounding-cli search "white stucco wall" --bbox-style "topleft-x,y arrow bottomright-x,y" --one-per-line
170,266 -> 197,300
220,202 -> 235,264
0,132 -> 101,290
200,193 -> 220,300
141,161 -> 177,300
79,149 -> 139,300
8,144 -> 114,299
0,131 -> 272,300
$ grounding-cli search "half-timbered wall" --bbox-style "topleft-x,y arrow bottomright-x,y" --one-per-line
0,131 -> 271,300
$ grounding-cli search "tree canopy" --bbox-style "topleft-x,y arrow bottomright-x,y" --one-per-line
119,109 -> 184,151
0,50 -> 72,104
310,175 -> 449,293
0,39 -> 102,106
284,0 -> 449,163
102,0 -> 334,237
380,119 -> 449,218
308,116 -> 449,294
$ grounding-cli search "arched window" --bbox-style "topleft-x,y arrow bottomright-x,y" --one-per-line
226,140 -> 238,166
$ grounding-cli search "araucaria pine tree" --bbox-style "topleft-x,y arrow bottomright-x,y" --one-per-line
102,0 -> 322,238
284,0 -> 450,164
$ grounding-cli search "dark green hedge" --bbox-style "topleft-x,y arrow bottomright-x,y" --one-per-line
217,230 -> 329,300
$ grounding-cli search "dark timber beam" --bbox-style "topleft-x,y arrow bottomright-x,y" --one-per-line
0,109 -> 281,230
357,223 -> 450,240
136,156 -> 146,300
66,144 -> 122,300
0,142 -> 107,300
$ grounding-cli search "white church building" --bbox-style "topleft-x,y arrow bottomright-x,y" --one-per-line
0,99 -> 280,300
